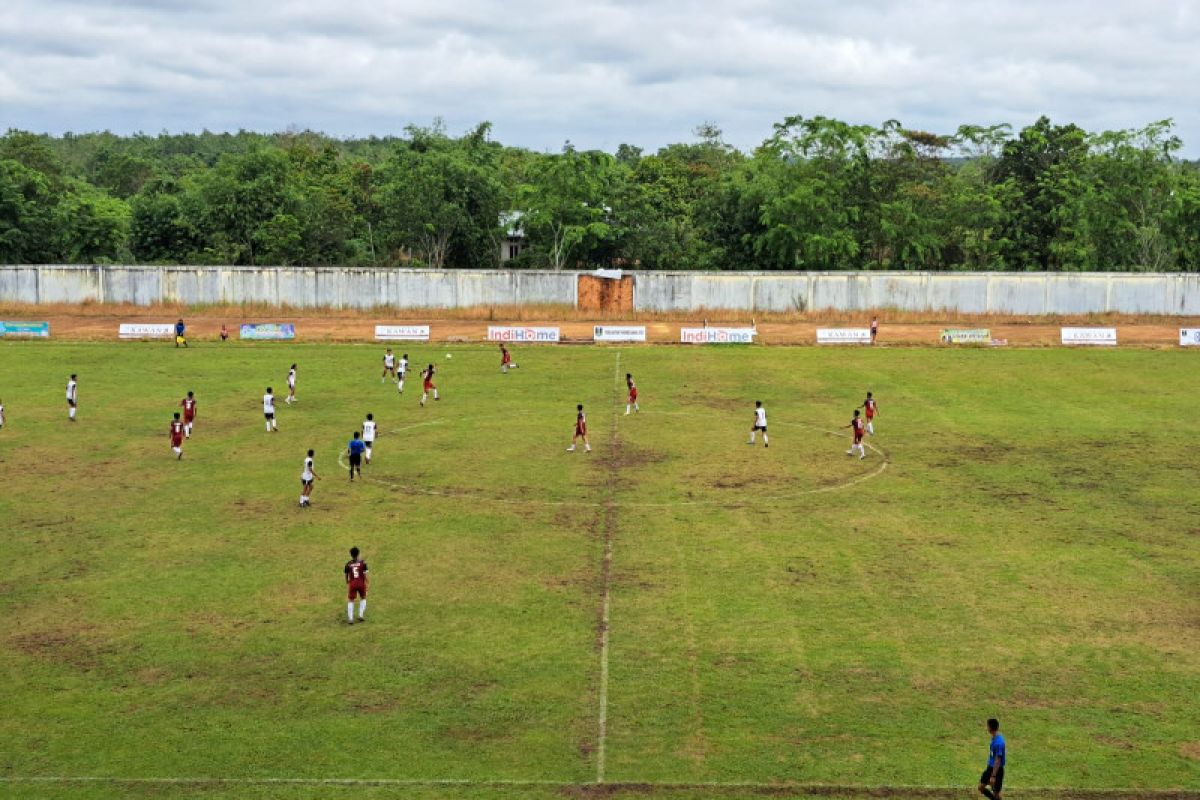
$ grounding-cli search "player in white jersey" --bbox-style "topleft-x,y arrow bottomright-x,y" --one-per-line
0,398 -> 6,429
397,354 -> 409,393
263,388 -> 278,432
382,349 -> 397,383
286,364 -> 298,404
299,449 -> 319,506
747,400 -> 768,447
66,374 -> 78,421
362,413 -> 377,464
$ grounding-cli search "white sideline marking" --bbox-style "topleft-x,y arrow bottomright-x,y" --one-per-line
595,350 -> 621,783
0,777 -> 1191,795
337,413 -> 888,508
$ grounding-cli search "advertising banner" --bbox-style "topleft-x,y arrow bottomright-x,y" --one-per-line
816,328 -> 872,344
679,327 -> 756,344
0,321 -> 50,337
940,328 -> 991,344
486,326 -> 561,343
593,325 -> 647,342
375,325 -> 430,341
240,323 -> 296,341
1061,327 -> 1117,346
119,323 -> 174,339
1179,329 -> 1200,346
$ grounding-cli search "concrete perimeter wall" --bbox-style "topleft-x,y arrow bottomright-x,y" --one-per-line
632,271 -> 1200,314
3,266 -> 1200,315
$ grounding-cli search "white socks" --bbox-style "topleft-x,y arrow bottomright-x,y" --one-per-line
69,408 -> 76,419
347,600 -> 366,621
265,421 -> 271,432
867,422 -> 874,435
347,602 -> 354,622
433,389 -> 439,400
358,599 -> 366,619
365,447 -> 372,462
398,379 -> 404,392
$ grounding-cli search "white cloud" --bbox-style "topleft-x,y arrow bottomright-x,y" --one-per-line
0,0 -> 1196,153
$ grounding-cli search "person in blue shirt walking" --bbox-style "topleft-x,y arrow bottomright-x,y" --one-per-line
175,319 -> 188,348
346,432 -> 366,481
979,718 -> 1006,799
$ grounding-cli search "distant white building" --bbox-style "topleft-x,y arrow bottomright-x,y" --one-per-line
499,211 -> 526,263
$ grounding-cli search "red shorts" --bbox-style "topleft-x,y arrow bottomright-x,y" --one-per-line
575,424 -> 586,437
865,412 -> 874,420
347,580 -> 367,600
424,381 -> 434,391
854,433 -> 863,444
628,389 -> 638,402
184,413 -> 195,423
171,435 -> 183,447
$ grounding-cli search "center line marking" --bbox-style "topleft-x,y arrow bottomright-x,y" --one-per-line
595,350 -> 621,784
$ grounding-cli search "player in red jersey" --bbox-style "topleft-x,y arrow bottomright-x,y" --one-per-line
567,404 -> 592,452
500,343 -> 518,373
859,392 -> 879,435
169,412 -> 185,459
344,546 -> 368,624
625,373 -> 639,415
180,391 -> 197,438
845,409 -> 866,460
870,315 -> 879,345
420,363 -> 439,406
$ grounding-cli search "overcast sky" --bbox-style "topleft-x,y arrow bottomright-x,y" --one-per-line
2,0 -> 1197,153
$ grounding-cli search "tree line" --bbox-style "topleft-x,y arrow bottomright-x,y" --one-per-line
1,117 -> 1197,271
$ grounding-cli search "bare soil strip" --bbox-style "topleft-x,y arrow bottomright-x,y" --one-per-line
2,302 -> 1197,346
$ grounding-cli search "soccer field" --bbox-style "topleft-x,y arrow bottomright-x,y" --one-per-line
0,341 -> 1197,800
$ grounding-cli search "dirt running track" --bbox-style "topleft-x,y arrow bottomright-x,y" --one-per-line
2,305 -> 1197,347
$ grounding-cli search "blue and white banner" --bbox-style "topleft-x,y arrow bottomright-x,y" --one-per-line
240,323 -> 296,340
1061,327 -> 1116,346
0,321 -> 50,337
119,323 -> 174,339
816,328 -> 872,344
375,325 -> 430,341
593,325 -> 646,342
1180,329 -> 1200,346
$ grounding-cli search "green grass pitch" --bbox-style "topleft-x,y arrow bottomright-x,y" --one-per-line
0,341 -> 1197,800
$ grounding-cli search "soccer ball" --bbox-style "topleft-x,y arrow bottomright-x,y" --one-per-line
446,353 -> 452,359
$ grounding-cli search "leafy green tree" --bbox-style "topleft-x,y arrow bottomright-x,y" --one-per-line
55,183 -> 131,263
0,159 -> 60,263
518,144 -> 616,270
376,126 -> 502,269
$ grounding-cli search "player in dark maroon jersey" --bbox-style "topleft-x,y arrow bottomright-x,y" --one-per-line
500,343 -> 518,373
180,391 -> 197,438
625,373 -> 639,415
344,546 -> 369,624
859,392 -> 879,435
169,412 -> 185,460
845,409 -> 866,460
567,404 -> 591,452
